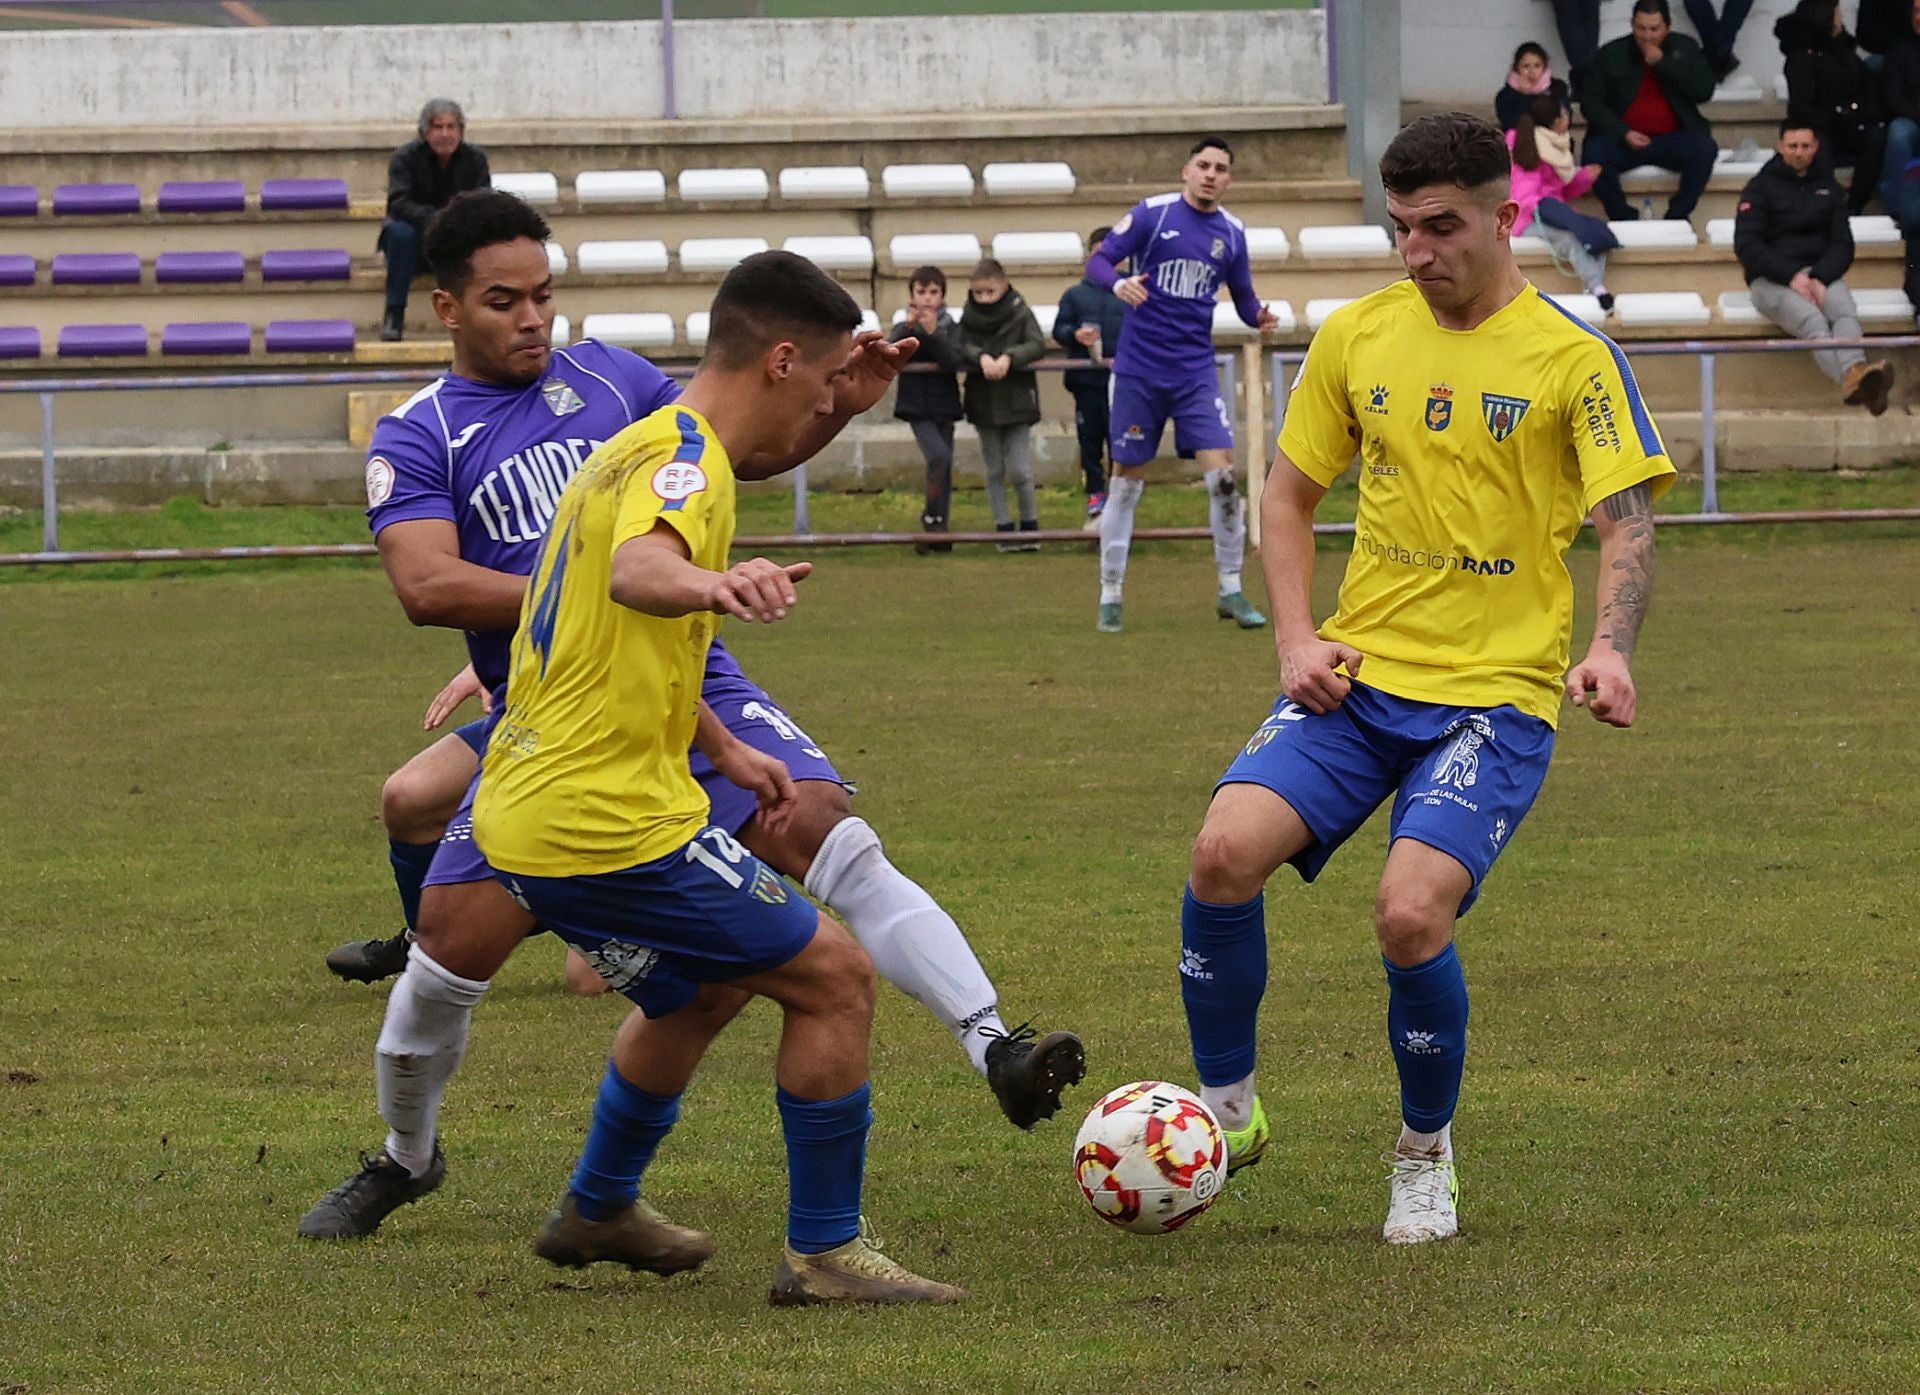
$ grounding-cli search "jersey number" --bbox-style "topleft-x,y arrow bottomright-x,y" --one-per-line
684,826 -> 750,887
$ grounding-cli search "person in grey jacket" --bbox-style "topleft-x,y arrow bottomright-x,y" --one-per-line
887,264 -> 970,553
959,258 -> 1047,551
1053,225 -> 1129,521
381,98 -> 491,340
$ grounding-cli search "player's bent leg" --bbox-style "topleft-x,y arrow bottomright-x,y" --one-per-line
1096,462 -> 1149,631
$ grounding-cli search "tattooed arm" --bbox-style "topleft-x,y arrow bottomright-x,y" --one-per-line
1565,481 -> 1656,727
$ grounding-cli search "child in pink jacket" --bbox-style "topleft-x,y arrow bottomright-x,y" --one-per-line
1509,93 -> 1619,312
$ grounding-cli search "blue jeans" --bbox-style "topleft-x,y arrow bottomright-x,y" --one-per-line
1882,117 -> 1920,229
1583,128 -> 1719,220
1683,0 -> 1753,67
380,218 -> 421,312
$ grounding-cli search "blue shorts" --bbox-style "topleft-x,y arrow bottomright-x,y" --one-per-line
498,824 -> 820,1017
423,675 -> 847,889
1109,369 -> 1234,466
1218,682 -> 1556,915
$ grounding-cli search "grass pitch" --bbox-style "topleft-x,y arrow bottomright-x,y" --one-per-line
3,517 -> 1918,1393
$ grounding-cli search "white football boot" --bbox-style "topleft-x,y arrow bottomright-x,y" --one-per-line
1382,1152 -> 1459,1244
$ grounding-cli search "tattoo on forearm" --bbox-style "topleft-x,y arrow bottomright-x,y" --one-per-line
1595,483 -> 1656,657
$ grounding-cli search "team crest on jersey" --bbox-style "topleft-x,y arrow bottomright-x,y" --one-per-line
748,863 -> 790,906
651,462 -> 708,502
1481,393 -> 1531,442
1112,212 -> 1133,236
365,455 -> 395,507
1425,385 -> 1454,432
1122,423 -> 1146,442
541,377 -> 585,417
1210,237 -> 1225,259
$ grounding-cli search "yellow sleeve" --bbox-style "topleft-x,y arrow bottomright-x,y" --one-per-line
1276,309 -> 1361,487
1565,331 -> 1677,513
613,441 -> 718,559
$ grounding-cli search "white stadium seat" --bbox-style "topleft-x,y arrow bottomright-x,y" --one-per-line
492,171 -> 559,206
550,313 -> 572,347
1853,288 -> 1914,323
1620,166 -> 1679,193
1708,73 -> 1764,103
888,232 -> 983,269
677,168 -> 770,202
679,236 -> 770,272
574,170 -> 666,204
1851,215 -> 1901,246
686,311 -> 710,349
1305,297 -> 1354,330
781,235 -> 875,271
1544,292 -> 1608,326
1608,218 -> 1699,250
575,240 -> 669,275
1244,226 -> 1292,263
1029,303 -> 1058,338
1706,218 -> 1736,249
1297,224 -> 1392,259
982,161 -> 1076,197
581,312 -> 675,348
881,164 -> 974,198
779,166 -> 870,200
989,230 -> 1084,267
545,243 -> 569,276
1775,73 -> 1791,101
1717,290 -> 1764,326
1614,291 -> 1710,327
857,309 -> 882,335
1211,300 -> 1291,339
1715,148 -> 1767,178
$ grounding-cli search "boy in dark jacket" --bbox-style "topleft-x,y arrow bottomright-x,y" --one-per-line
1580,0 -> 1719,220
1735,120 -> 1893,410
959,258 -> 1047,551
1052,225 -> 1129,523
887,264 -> 969,553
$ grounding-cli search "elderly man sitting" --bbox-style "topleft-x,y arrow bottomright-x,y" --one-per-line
380,98 -> 491,341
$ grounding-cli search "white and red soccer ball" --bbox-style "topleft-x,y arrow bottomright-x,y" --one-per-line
1072,1081 -> 1227,1234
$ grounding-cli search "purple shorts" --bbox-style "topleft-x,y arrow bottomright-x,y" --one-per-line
1108,369 -> 1233,466
423,670 -> 847,889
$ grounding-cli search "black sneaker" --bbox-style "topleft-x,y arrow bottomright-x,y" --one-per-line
914,513 -> 951,556
983,1022 -> 1086,1130
296,1143 -> 446,1239
324,929 -> 412,983
380,306 -> 405,342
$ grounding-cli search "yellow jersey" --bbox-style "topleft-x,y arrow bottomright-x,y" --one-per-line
1278,280 -> 1675,726
474,404 -> 735,877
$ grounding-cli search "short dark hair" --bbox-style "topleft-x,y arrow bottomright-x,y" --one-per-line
1632,0 -> 1671,20
1379,111 -> 1511,195
908,264 -> 946,293
705,249 -> 861,369
1779,117 -> 1820,137
969,257 -> 1008,282
423,189 -> 551,294
1189,134 -> 1233,161
1511,41 -> 1549,69
1088,224 -> 1112,248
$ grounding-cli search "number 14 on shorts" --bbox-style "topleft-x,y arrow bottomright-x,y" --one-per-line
684,826 -> 793,906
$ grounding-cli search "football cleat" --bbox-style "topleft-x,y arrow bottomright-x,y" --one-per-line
324,929 -> 412,983
1217,592 -> 1269,629
1223,1095 -> 1270,1175
1382,1153 -> 1460,1244
296,1142 -> 445,1239
983,1022 -> 1086,1130
769,1225 -> 965,1307
1096,601 -> 1124,634
533,1194 -> 715,1276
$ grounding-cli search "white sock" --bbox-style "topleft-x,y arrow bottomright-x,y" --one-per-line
1205,469 -> 1246,581
1397,1122 -> 1453,1160
1201,1073 -> 1256,1131
1218,569 -> 1242,596
375,946 -> 490,1176
804,816 -> 1004,1077
1099,476 -> 1145,600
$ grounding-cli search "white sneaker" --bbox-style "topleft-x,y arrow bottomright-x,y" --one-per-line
1382,1153 -> 1459,1244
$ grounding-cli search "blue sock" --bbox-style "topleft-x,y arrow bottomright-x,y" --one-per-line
1383,943 -> 1469,1132
388,838 -> 438,932
777,1082 -> 871,1254
1180,886 -> 1268,1087
568,1061 -> 681,1222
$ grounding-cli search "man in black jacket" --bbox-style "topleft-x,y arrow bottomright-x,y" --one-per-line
1052,225 -> 1128,523
1736,121 -> 1893,411
381,99 -> 491,340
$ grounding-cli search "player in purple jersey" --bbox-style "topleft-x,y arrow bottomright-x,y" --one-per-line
1085,136 -> 1281,635
299,192 -> 1083,1242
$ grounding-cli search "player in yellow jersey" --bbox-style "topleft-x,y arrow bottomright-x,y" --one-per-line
1175,113 -> 1675,1244
473,252 -> 962,1306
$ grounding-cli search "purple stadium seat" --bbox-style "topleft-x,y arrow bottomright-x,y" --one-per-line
162,321 -> 251,356
51,252 -> 141,285
0,326 -> 41,358
0,255 -> 34,286
58,323 -> 147,356
155,250 -> 245,284
157,180 -> 246,214
260,248 -> 351,282
265,318 -> 354,352
258,178 -> 349,211
52,183 -> 141,215
0,185 -> 37,217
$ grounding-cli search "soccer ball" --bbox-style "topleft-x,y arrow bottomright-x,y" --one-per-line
1072,1080 -> 1227,1234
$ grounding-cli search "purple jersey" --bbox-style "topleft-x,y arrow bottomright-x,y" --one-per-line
1091,192 -> 1261,380
364,339 -> 678,689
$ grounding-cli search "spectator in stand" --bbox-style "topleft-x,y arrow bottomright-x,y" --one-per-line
958,258 -> 1046,552
1735,120 -> 1894,412
1542,0 -> 1603,99
1857,0 -> 1907,68
1581,0 -> 1720,221
1497,42 -> 1575,130
1777,0 -> 1887,211
381,99 -> 490,341
886,265 -> 971,555
1880,0 -> 1920,311
1053,225 -> 1129,525
1684,0 -> 1754,78
1510,93 -> 1620,310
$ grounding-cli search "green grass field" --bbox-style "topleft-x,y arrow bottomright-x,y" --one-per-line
4,514 -> 1919,1393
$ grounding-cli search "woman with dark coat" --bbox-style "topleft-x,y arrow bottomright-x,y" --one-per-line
1778,0 -> 1888,210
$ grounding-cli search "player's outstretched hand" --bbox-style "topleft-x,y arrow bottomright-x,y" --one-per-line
1280,637 -> 1363,714
1566,650 -> 1637,727
838,331 -> 916,415
1114,275 -> 1150,308
423,662 -> 489,730
713,741 -> 798,833
1256,304 -> 1281,334
709,558 -> 814,623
